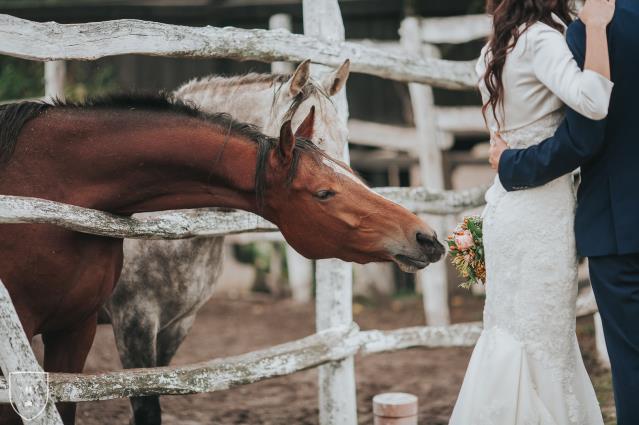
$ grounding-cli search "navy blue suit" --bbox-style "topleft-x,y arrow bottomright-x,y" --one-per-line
498,2 -> 639,422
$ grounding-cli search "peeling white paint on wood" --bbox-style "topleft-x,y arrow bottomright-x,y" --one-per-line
593,313 -> 610,369
575,287 -> 598,317
0,287 -> 598,405
269,14 -> 295,75
375,185 -> 489,215
359,323 -> 483,355
0,188 -> 488,240
0,279 -> 63,423
0,196 -> 277,239
303,1 -> 358,424
410,14 -> 492,45
0,14 -> 476,90
44,61 -> 65,102
401,18 -> 451,327
0,325 -> 360,404
348,108 -> 487,153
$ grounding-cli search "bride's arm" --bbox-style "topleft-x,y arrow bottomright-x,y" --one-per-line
581,0 -> 616,80
497,22 -> 610,191
531,3 -> 615,120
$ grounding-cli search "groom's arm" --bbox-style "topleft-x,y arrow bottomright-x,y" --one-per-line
498,21 -> 608,191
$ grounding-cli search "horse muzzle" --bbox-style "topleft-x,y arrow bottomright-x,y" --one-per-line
391,232 -> 446,273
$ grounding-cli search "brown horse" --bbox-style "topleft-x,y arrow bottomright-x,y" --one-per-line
0,94 -> 444,424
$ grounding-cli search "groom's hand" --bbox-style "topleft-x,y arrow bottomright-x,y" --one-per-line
489,133 -> 509,170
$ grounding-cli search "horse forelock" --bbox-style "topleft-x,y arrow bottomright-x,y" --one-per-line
254,136 -> 325,213
282,78 -> 334,123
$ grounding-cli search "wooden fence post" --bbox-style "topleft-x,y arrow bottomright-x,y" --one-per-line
269,14 -> 295,75
0,279 -> 63,424
400,17 -> 451,326
286,247 -> 314,303
44,60 -> 65,101
303,1 -> 358,424
594,312 -> 611,369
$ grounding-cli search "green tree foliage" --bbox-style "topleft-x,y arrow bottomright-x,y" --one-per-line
0,56 -> 120,102
0,57 -> 44,101
65,61 -> 120,101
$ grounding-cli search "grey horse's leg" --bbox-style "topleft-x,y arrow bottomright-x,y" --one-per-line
111,312 -> 161,425
156,314 -> 197,367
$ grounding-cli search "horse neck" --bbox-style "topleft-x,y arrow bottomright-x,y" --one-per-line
175,77 -> 345,158
175,78 -> 279,132
54,109 -> 263,216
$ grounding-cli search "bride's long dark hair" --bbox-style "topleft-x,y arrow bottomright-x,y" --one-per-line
483,0 -> 574,127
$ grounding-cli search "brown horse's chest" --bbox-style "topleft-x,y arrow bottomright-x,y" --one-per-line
0,224 -> 123,336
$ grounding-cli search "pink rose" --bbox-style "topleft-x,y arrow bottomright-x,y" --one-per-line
454,230 -> 475,251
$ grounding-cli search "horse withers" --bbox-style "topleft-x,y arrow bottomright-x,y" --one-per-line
104,60 -> 353,425
0,94 -> 444,424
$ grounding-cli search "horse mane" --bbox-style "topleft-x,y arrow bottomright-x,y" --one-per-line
0,92 -> 327,210
175,71 -> 333,123
0,101 -> 50,165
176,73 -> 289,94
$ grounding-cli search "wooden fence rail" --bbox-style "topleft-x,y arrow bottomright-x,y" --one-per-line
0,14 -> 477,90
0,6 -> 605,424
0,186 -> 488,240
0,286 -> 596,404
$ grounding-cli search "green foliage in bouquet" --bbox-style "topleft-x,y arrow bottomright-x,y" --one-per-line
447,215 -> 486,289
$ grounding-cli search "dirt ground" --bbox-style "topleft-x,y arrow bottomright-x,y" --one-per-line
74,293 -> 616,425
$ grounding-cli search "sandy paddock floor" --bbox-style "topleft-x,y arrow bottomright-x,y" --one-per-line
70,294 -> 615,425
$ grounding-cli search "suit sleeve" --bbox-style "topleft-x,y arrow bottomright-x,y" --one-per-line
498,21 -> 609,192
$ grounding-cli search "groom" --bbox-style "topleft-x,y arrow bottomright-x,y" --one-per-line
489,1 -> 639,423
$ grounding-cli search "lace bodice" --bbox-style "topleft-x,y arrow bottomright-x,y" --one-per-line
499,111 -> 564,148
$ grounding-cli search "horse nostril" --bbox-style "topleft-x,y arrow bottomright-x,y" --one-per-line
416,232 -> 435,246
417,232 -> 445,256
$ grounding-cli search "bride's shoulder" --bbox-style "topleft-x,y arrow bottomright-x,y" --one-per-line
519,19 -> 568,56
525,20 -> 565,37
524,14 -> 568,41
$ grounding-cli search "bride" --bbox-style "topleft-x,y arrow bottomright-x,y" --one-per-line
450,0 -> 615,424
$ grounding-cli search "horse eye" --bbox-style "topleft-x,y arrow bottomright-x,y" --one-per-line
314,190 -> 336,200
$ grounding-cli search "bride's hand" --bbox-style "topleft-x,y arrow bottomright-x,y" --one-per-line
489,133 -> 509,170
579,0 -> 615,28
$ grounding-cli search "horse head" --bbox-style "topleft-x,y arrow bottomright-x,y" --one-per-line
262,117 -> 445,273
266,59 -> 350,159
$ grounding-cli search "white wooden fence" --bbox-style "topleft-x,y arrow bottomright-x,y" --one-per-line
0,5 -> 604,424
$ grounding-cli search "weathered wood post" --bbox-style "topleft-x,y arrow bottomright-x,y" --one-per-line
594,312 -> 611,368
285,247 -> 314,303
269,14 -> 295,75
0,279 -> 63,424
303,1 -> 358,423
400,17 -> 451,326
44,60 -> 65,101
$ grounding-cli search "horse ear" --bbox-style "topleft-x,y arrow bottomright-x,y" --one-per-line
294,106 -> 315,140
278,120 -> 296,163
322,59 -> 350,96
288,59 -> 311,97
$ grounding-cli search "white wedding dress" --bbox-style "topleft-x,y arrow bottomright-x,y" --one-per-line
450,15 -> 614,425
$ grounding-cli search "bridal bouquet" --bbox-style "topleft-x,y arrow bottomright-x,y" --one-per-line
447,216 -> 485,289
